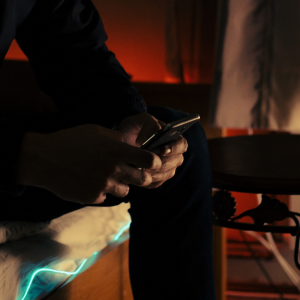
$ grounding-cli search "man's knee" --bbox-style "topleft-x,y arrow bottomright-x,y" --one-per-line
147,106 -> 188,124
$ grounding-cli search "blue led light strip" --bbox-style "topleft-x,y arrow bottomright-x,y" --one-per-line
113,222 -> 131,241
19,258 -> 88,300
18,222 -> 131,300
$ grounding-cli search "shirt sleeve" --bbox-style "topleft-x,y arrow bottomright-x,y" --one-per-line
1,0 -> 147,196
15,0 -> 147,129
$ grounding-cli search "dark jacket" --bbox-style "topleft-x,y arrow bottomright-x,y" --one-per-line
0,0 -> 147,197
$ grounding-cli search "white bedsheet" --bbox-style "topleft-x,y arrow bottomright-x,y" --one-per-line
0,203 -> 131,300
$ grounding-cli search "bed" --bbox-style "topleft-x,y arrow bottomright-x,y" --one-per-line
0,203 -> 132,300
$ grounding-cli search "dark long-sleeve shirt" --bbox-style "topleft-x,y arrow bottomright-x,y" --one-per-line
0,0 -> 147,196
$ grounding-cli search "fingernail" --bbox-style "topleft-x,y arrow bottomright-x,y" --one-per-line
164,146 -> 172,155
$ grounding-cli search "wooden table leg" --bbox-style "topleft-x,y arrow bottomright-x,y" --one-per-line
213,226 -> 227,300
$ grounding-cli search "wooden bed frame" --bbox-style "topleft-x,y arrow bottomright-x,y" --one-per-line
44,236 -> 133,300
42,227 -> 226,300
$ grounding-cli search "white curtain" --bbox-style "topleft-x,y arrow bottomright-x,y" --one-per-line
210,0 -> 300,131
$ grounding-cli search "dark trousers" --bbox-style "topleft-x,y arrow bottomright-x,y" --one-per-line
2,106 -> 216,300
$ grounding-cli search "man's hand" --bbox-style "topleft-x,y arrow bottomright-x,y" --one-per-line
17,124 -> 161,204
119,114 -> 188,188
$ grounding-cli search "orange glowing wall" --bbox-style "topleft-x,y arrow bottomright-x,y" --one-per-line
4,40 -> 27,61
5,0 -> 217,83
95,0 -> 166,82
5,0 -> 167,82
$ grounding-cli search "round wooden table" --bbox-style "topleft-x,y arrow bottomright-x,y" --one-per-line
208,134 -> 300,195
208,134 -> 300,233
208,134 -> 300,269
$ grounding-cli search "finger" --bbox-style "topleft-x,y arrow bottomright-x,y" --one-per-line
104,180 -> 130,198
136,116 -> 162,146
94,192 -> 107,204
147,154 -> 184,174
158,120 -> 166,127
160,135 -> 188,156
144,181 -> 164,189
117,164 -> 153,187
125,145 -> 162,170
151,168 -> 176,183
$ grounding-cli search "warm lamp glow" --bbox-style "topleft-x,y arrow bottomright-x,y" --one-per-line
164,76 -> 182,84
5,39 -> 166,82
5,40 -> 27,61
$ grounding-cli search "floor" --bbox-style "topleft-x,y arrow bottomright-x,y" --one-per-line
227,234 -> 300,299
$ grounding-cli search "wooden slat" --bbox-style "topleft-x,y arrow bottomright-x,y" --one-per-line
44,239 -> 133,300
213,225 -> 227,300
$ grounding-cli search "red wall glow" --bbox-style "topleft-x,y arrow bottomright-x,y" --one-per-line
5,40 -> 27,61
97,0 -> 166,82
5,1 -> 217,84
5,1 -> 168,82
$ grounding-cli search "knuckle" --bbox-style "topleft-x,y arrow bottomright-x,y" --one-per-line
95,194 -> 106,204
159,163 -> 166,173
121,186 -> 130,197
166,169 -> 175,180
151,173 -> 160,182
160,171 -> 168,181
138,170 -> 151,186
147,154 -> 156,169
102,179 -> 110,191
112,184 -> 119,195
112,165 -> 122,176
124,186 -> 130,196
148,114 -> 160,127
88,192 -> 106,204
112,184 -> 128,198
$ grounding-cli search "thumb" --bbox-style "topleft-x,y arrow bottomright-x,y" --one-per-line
136,119 -> 161,147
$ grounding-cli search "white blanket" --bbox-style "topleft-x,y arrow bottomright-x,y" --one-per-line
0,203 -> 131,300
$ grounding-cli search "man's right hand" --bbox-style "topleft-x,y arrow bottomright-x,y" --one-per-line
17,124 -> 162,204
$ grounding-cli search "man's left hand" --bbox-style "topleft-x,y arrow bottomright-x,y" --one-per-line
119,113 -> 188,188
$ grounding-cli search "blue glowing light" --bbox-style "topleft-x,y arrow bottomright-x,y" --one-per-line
18,221 -> 131,300
113,222 -> 131,241
19,258 -> 88,300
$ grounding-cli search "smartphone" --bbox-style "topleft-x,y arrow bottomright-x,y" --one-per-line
141,114 -> 200,154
